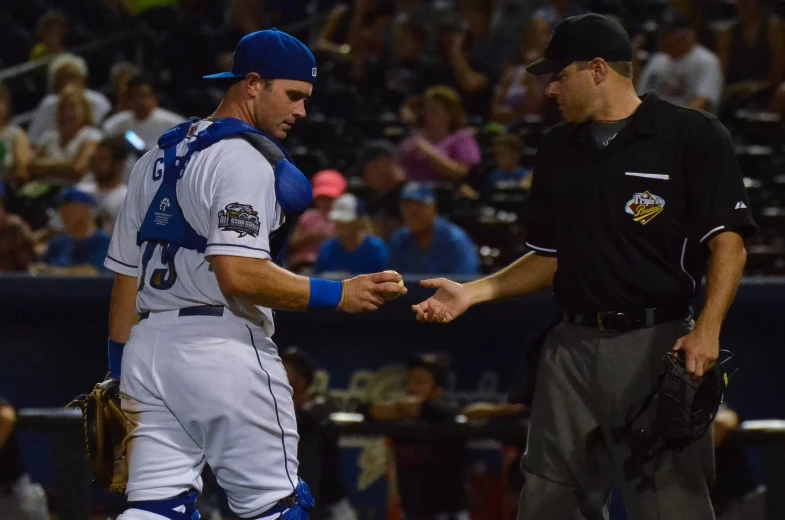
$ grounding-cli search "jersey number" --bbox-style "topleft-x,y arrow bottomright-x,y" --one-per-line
139,242 -> 180,291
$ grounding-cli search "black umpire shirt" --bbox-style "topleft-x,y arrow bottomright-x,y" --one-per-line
525,93 -> 757,314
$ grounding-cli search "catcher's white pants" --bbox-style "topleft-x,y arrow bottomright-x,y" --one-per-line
118,310 -> 299,519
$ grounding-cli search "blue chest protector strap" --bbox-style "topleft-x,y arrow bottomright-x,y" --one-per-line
137,117 -> 312,264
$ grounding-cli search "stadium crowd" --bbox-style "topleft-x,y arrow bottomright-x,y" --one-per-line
1,0 -> 785,277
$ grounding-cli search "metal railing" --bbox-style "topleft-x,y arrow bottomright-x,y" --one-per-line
16,407 -> 785,520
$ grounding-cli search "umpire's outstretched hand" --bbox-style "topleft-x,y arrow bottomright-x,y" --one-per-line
338,271 -> 407,313
412,278 -> 472,323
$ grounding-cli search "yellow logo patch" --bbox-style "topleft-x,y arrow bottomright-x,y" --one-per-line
625,191 -> 665,225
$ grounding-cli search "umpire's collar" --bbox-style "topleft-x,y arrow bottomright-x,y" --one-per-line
571,92 -> 661,149
630,92 -> 661,136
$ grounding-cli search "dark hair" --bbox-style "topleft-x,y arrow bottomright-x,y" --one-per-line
355,139 -> 397,174
397,20 -> 429,46
494,133 -> 524,154
424,85 -> 468,132
407,353 -> 449,388
281,347 -> 316,387
0,82 -> 10,123
36,10 -> 68,40
98,135 -> 130,162
127,74 -> 156,94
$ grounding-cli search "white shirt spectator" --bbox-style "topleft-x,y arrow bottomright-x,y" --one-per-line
0,124 -> 24,179
102,108 -> 186,151
28,90 -> 111,146
637,45 -> 724,111
37,126 -> 103,186
75,178 -> 129,235
103,107 -> 186,183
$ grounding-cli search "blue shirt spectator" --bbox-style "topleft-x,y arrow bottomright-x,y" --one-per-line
41,232 -> 111,271
37,188 -> 110,275
387,183 -> 479,275
483,133 -> 532,200
483,167 -> 531,199
315,193 -> 388,275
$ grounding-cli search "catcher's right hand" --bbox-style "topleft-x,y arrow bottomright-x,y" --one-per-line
66,377 -> 129,493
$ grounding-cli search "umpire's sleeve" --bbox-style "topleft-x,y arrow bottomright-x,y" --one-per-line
682,117 -> 757,244
523,143 -> 559,256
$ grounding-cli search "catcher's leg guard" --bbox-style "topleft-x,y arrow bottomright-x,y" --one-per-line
124,490 -> 201,520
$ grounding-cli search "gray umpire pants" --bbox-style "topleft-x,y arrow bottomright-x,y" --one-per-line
517,318 -> 716,520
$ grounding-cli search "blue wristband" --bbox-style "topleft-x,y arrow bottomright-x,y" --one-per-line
108,339 -> 125,380
308,279 -> 343,310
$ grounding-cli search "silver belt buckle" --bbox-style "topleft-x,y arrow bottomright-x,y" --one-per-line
597,312 -> 607,331
597,311 -> 623,332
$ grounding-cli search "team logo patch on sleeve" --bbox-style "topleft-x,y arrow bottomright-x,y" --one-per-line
218,203 -> 261,237
625,191 -> 665,225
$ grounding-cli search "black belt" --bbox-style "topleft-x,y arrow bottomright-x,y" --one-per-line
563,305 -> 691,332
139,305 -> 225,321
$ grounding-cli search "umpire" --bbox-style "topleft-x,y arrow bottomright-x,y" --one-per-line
412,13 -> 757,520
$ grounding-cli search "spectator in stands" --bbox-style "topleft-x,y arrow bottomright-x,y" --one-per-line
0,396 -> 50,519
315,193 -> 388,275
281,348 -> 358,520
637,10 -> 723,113
668,0 -> 712,48
491,17 -> 550,124
27,53 -> 111,145
429,0 -> 506,117
287,170 -> 348,272
102,75 -> 185,168
398,86 -> 481,182
76,136 -> 129,235
28,86 -> 102,187
717,0 -> 785,93
384,20 -> 431,105
29,11 -> 68,62
482,133 -> 531,200
348,4 -> 397,89
368,354 -> 468,520
0,182 -> 35,273
531,0 -> 586,26
34,188 -> 110,276
214,0 -> 275,72
357,140 -> 407,240
388,183 -> 479,275
712,404 -> 763,518
108,62 -> 142,115
315,0 -> 393,58
0,83 -> 32,187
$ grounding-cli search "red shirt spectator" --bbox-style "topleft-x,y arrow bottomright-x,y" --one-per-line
287,169 -> 348,271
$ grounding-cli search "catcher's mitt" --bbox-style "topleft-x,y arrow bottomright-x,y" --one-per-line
66,378 -> 129,493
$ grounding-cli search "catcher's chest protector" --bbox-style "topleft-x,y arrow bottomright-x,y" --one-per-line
138,117 -> 305,266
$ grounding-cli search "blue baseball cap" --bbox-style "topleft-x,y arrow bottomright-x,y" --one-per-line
204,29 -> 317,84
60,188 -> 96,207
400,182 -> 436,204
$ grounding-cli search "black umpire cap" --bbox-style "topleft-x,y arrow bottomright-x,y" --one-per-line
526,13 -> 633,75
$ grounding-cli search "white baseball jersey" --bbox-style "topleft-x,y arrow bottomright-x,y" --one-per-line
104,119 -> 285,335
108,119 -> 301,519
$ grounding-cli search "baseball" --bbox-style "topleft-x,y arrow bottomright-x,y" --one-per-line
383,270 -> 405,301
